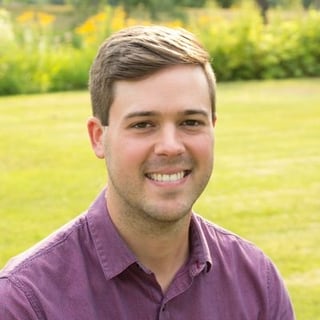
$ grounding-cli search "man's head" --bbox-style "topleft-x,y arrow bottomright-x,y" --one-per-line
89,25 -> 216,126
88,26 -> 216,226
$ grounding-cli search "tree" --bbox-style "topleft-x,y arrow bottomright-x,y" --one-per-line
255,0 -> 269,24
112,0 -> 206,20
215,0 -> 235,8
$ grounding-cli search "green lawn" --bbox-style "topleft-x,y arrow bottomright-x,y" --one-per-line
1,79 -> 319,318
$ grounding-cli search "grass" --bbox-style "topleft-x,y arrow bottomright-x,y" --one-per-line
0,78 -> 319,318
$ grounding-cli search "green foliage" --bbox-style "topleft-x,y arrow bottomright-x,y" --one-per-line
0,5 -> 320,95
195,8 -> 320,81
47,48 -> 94,91
0,45 -> 93,94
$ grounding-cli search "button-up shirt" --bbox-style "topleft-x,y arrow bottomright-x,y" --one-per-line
0,190 -> 295,319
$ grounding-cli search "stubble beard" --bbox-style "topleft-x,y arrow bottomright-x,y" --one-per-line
106,164 -> 212,236
106,176 -> 190,236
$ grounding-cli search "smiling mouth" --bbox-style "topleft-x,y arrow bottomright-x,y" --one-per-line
146,170 -> 191,183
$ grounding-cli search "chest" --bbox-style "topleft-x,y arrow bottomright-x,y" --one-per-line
41,267 -> 265,320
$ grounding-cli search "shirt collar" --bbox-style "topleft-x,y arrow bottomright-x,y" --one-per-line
87,190 -> 212,280
87,189 -> 138,280
188,213 -> 213,274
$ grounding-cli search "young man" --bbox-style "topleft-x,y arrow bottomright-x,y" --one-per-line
0,25 -> 295,319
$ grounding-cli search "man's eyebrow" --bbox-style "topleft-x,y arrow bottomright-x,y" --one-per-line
182,109 -> 210,117
124,109 -> 209,119
124,111 -> 158,119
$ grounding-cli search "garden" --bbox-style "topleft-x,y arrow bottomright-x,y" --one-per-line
0,2 -> 320,94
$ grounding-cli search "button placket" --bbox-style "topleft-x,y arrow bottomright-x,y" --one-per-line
158,302 -> 170,320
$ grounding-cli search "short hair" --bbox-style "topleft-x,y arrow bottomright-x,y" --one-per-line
89,25 -> 216,126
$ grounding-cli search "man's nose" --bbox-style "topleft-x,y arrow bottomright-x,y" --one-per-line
153,124 -> 185,157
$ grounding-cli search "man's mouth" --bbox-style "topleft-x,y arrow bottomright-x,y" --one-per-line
146,170 -> 191,183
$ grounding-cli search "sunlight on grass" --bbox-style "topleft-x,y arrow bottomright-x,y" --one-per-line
0,79 -> 319,318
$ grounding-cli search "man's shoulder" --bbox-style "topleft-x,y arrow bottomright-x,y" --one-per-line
0,212 -> 88,279
193,213 -> 266,261
193,213 -> 252,242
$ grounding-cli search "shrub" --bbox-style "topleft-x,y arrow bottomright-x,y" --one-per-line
192,8 -> 320,81
0,5 -> 319,95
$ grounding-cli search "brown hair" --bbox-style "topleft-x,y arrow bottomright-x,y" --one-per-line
89,25 -> 216,126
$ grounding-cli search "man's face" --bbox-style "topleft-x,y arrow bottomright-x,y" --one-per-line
95,65 -> 214,225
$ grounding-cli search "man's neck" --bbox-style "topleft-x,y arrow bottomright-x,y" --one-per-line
106,195 -> 191,292
131,221 -> 190,292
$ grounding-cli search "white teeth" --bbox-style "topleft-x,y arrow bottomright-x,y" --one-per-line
148,171 -> 185,182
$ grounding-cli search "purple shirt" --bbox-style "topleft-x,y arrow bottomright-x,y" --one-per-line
0,190 -> 295,319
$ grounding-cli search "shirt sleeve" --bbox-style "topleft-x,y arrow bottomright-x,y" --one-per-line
267,261 -> 296,320
0,278 -> 39,320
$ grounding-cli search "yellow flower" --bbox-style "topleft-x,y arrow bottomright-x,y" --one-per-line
75,19 -> 97,35
16,11 -> 35,24
93,12 -> 107,23
37,12 -> 55,27
111,6 -> 126,31
198,14 -> 210,27
166,20 -> 183,29
16,10 -> 55,27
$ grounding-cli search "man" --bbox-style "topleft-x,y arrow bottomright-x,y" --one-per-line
0,25 -> 295,319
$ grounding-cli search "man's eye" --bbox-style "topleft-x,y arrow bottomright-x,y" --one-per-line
132,122 -> 153,129
182,119 -> 202,127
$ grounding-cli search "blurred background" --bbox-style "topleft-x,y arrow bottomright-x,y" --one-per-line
0,0 -> 319,94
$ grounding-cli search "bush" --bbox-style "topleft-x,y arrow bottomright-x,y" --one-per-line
193,8 -> 320,81
0,6 -> 319,95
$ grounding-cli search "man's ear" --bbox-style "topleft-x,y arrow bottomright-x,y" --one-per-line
212,114 -> 217,127
87,117 -> 105,159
